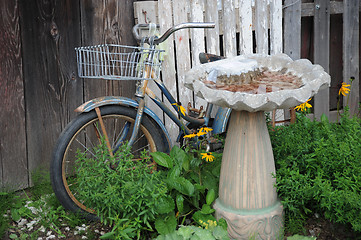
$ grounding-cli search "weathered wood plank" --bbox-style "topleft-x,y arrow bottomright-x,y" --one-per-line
134,1 -> 158,24
343,0 -> 359,115
314,0 -> 330,119
283,0 -> 301,60
172,0 -> 193,111
222,0 -> 237,57
269,0 -> 282,54
20,0 -> 82,184
255,0 -> 268,54
190,0 -> 207,109
0,0 -> 28,190
205,0 -> 220,55
238,0 -> 253,54
81,0 -> 136,102
134,1 -> 163,125
301,1 -> 358,17
158,0 -> 179,144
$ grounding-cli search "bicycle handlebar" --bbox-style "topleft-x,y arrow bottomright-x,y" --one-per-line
132,22 -> 215,45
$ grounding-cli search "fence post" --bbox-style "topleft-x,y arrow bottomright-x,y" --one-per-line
314,0 -> 330,119
343,0 -> 359,115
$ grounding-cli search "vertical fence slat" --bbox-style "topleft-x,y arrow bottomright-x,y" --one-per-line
222,0 -> 237,57
133,2 -> 163,126
238,0 -> 253,54
172,0 -> 193,111
284,0 -> 301,60
158,0 -> 179,145
190,0 -> 207,109
343,0 -> 359,115
255,0 -> 268,54
314,0 -> 330,119
0,0 -> 28,190
269,0 -> 282,54
205,0 -> 220,55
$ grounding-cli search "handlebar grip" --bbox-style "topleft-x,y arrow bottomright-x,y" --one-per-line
132,23 -> 160,42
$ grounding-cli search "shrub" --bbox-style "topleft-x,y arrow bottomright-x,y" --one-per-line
270,110 -> 361,233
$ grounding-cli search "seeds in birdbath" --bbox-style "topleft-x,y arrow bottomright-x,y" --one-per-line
202,67 -> 303,94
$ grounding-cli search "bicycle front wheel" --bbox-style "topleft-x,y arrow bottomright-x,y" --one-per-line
50,105 -> 166,220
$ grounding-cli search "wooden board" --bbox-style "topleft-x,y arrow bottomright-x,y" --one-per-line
314,0 -> 330,119
157,0 -> 179,145
0,0 -> 28,190
80,0 -> 136,102
343,0 -> 359,115
284,0 -> 301,60
190,0 -> 207,109
238,0 -> 253,54
19,0 -> 82,185
134,1 -> 165,126
255,0 -> 268,54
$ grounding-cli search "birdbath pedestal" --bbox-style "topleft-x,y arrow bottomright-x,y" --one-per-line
185,53 -> 330,239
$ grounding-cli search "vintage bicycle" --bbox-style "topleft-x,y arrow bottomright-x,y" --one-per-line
50,22 -> 231,220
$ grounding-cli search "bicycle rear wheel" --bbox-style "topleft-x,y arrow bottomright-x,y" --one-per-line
50,105 -> 166,220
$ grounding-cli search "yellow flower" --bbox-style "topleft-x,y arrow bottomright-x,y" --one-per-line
294,98 -> 312,112
183,133 -> 197,139
199,127 -> 213,133
201,152 -> 215,162
339,82 -> 351,96
196,131 -> 207,137
172,102 -> 186,116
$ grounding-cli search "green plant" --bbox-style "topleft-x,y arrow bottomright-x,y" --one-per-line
0,191 -> 16,238
155,218 -> 229,240
151,144 -> 222,233
270,110 -> 361,233
75,142 -> 171,239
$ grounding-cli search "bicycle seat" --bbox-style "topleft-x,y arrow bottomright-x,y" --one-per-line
199,52 -> 225,64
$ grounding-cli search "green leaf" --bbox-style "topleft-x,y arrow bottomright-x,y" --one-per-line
155,215 -> 177,235
156,196 -> 175,214
206,189 -> 216,205
171,146 -> 189,167
176,194 -> 184,213
99,231 -> 116,239
320,114 -> 329,123
217,218 -> 228,230
212,226 -> 230,240
168,167 -> 181,179
177,226 -> 197,238
192,210 -> 217,226
11,208 -> 21,222
200,204 -> 215,214
9,234 -> 18,239
167,177 -> 195,196
182,157 -> 190,171
150,152 -> 173,168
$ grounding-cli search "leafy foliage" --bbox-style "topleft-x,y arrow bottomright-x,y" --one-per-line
75,143 -> 170,238
270,110 -> 361,233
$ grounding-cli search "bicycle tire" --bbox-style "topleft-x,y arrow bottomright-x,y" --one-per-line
50,105 -> 166,220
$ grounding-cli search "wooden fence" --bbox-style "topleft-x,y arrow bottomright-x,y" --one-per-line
134,0 -> 283,143
0,0 -> 138,190
1,0 -> 360,190
134,0 -> 360,141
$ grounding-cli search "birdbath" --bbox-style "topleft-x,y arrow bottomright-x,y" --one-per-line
185,53 -> 330,239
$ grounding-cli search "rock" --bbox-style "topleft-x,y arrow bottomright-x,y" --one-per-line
17,218 -> 28,226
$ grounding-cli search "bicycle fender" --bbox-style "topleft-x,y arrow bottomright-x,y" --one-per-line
75,96 -> 172,152
212,107 -> 231,134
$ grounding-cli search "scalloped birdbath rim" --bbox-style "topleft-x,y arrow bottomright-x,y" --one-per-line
185,53 -> 331,112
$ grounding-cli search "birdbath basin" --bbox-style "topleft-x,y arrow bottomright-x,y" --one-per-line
185,53 -> 330,239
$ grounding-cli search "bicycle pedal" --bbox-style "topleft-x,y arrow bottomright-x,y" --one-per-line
187,102 -> 205,118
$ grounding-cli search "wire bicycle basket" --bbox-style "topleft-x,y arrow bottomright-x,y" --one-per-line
75,44 -> 164,81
